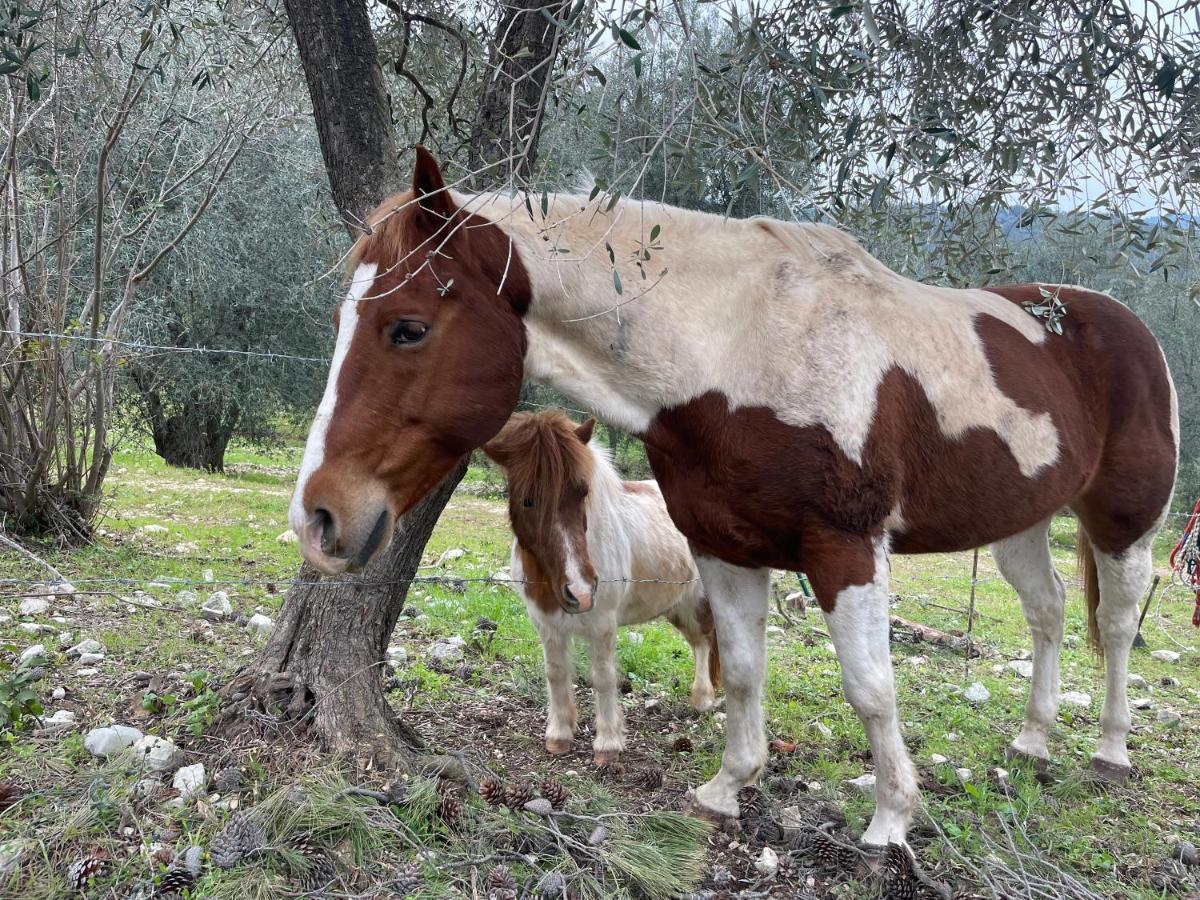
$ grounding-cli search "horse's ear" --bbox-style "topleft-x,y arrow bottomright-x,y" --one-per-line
575,417 -> 596,445
412,146 -> 455,223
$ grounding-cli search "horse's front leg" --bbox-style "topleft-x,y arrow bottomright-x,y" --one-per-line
689,556 -> 770,819
538,626 -> 577,755
812,535 -> 919,846
587,626 -> 625,765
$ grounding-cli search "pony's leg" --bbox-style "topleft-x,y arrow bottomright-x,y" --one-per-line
991,519 -> 1064,764
1090,531 -> 1155,779
587,626 -> 625,765
666,606 -> 716,711
814,537 -> 918,846
690,556 -> 770,819
538,627 -> 577,755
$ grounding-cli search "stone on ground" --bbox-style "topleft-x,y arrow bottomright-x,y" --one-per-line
173,764 -> 207,799
84,725 -> 144,757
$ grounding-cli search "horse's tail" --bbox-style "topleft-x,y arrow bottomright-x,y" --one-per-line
1077,524 -> 1102,656
699,597 -> 721,689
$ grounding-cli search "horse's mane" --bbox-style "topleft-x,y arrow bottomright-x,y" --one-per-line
486,411 -> 596,531
346,191 -> 421,274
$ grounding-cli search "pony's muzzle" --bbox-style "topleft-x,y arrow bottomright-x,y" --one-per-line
561,578 -> 598,614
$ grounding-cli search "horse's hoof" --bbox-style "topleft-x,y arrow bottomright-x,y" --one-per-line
592,749 -> 621,767
1089,756 -> 1130,784
1005,745 -> 1050,772
683,793 -> 733,826
545,738 -> 573,756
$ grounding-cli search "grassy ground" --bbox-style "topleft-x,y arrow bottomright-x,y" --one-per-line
2,441 -> 1199,898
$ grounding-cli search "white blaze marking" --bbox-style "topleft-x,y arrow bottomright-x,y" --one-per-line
288,263 -> 378,532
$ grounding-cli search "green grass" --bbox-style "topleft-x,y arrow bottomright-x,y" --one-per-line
2,439 -> 1199,897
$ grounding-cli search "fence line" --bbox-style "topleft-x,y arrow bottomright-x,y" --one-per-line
0,329 -> 330,364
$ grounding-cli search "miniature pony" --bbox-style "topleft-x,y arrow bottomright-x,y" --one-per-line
484,411 -> 719,765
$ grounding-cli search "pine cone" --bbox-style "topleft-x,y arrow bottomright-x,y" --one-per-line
213,767 -> 243,794
480,776 -> 506,807
67,847 -> 107,891
391,861 -> 424,896
288,833 -> 335,892
736,785 -> 769,821
504,780 -> 534,809
488,865 -> 517,890
157,864 -> 195,896
540,778 -> 569,810
634,767 -> 665,790
0,780 -> 20,813
538,871 -> 568,899
439,793 -> 463,827
211,809 -> 266,868
672,735 -> 694,753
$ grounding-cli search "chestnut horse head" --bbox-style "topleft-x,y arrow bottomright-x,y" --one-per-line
289,149 -> 530,574
484,412 -> 599,613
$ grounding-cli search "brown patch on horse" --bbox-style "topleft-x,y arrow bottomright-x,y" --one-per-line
515,543 -> 560,616
982,284 -> 1176,555
484,412 -> 599,609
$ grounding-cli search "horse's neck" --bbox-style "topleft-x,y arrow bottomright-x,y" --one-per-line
582,444 -> 634,573
482,191 -> 754,434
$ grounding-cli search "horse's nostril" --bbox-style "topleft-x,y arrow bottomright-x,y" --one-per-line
313,507 -> 335,554
562,584 -> 580,609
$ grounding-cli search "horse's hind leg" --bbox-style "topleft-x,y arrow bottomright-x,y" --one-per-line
1088,531 -> 1155,780
991,519 -> 1065,765
666,602 -> 716,711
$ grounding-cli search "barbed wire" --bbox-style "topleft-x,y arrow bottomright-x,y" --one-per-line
0,329 -> 331,364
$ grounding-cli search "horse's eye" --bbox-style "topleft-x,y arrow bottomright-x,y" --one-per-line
391,320 -> 429,345
522,498 -> 534,508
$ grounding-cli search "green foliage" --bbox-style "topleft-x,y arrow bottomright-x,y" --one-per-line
0,648 -> 43,738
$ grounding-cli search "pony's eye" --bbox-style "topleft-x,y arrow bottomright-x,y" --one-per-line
391,320 -> 429,345
522,498 -> 534,508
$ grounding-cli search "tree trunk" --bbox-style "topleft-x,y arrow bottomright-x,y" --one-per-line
282,0 -> 404,223
226,462 -> 467,766
468,0 -> 569,184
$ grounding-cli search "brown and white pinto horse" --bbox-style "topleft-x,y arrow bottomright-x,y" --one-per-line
289,148 -> 1178,846
483,410 -> 718,764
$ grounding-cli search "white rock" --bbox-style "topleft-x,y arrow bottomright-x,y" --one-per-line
140,524 -> 168,534
177,590 -> 199,606
1007,660 -> 1034,678
58,632 -> 74,647
67,639 -> 102,658
1151,650 -> 1181,664
19,597 -> 49,616
84,724 -> 143,756
18,622 -> 49,634
1061,691 -> 1091,708
0,614 -> 9,625
203,569 -> 214,582
276,529 -> 298,544
624,631 -> 645,646
436,547 -> 466,566
41,709 -> 76,731
956,767 -> 973,782
246,613 -> 274,637
766,625 -> 786,636
77,652 -> 105,666
200,591 -> 233,622
19,644 -> 45,666
964,682 -> 991,703
132,735 -> 183,771
754,846 -> 779,877
906,655 -> 928,666
1128,673 -> 1148,689
847,773 -> 876,796
52,687 -> 66,700
76,668 -> 98,677
810,721 -> 833,739
930,753 -> 949,765
173,764 -> 207,799
1157,708 -> 1182,726
428,635 -> 466,663
1131,697 -> 1154,710
386,645 -> 408,665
